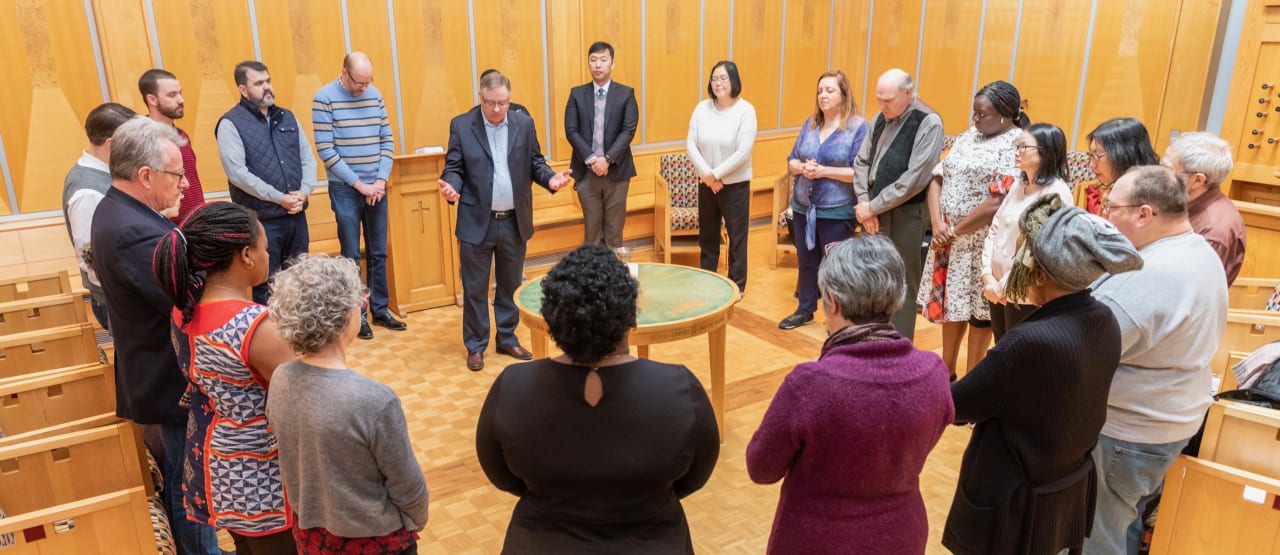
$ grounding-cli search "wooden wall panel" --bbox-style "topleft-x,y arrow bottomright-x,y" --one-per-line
829,0 -> 872,113
394,0 -> 475,152
1076,0 -> 1180,151
918,0 -> 984,135
149,1 -> 256,195
732,0 -> 784,131
867,0 -> 923,89
702,0 -> 732,101
1154,0 -> 1225,154
644,0 -> 702,144
1011,0 -> 1092,145
546,0 -> 584,163
472,0 -> 550,155
0,0 -> 105,214
974,0 -> 1019,90
346,0 -> 401,154
578,0 -> 643,138
779,0 -> 833,129
91,0 -> 154,110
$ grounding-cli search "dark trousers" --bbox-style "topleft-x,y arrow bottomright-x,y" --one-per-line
698,180 -> 750,291
329,182 -> 390,315
459,216 -> 525,354
253,212 -> 309,305
792,212 -> 856,315
230,529 -> 298,555
990,301 -> 1037,340
90,296 -> 109,329
880,201 -> 928,340
577,174 -> 630,249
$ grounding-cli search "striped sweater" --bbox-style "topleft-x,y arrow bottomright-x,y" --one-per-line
312,79 -> 395,185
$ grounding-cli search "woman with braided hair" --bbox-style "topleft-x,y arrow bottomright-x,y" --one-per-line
944,195 -> 1143,554
919,80 -> 1028,379
152,201 -> 299,554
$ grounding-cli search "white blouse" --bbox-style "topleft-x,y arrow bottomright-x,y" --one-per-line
982,176 -> 1074,288
686,97 -> 758,185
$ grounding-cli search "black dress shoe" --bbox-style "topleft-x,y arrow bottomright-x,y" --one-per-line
357,313 -> 374,340
778,311 -> 814,330
496,344 -> 533,360
372,312 -> 407,331
467,351 -> 484,371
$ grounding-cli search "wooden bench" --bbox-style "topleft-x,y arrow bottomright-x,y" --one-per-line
0,324 -> 100,380
1231,276 -> 1279,311
0,363 -> 116,448
1199,399 -> 1280,477
1214,310 -> 1280,393
0,487 -> 155,554
0,293 -> 88,335
1150,456 -> 1280,553
0,272 -> 72,303
1240,200 -> 1280,279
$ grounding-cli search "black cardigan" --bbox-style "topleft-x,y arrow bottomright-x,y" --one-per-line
943,290 -> 1121,555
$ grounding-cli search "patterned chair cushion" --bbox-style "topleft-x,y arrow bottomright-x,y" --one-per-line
147,450 -> 177,555
671,206 -> 700,231
659,153 -> 700,209
942,134 -> 957,155
1066,151 -> 1096,184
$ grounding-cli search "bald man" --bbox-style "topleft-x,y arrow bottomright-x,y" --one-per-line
314,52 -> 405,339
853,68 -> 945,340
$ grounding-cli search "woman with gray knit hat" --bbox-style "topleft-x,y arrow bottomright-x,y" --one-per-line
943,194 -> 1143,555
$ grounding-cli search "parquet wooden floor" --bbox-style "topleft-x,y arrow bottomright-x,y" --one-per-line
231,227 -> 976,553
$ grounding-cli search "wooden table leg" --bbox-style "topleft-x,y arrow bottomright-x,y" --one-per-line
708,323 -> 727,440
530,329 -> 549,359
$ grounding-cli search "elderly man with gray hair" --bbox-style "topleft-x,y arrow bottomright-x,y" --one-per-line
90,116 -> 223,554
1084,165 -> 1229,554
854,68 -> 946,340
1162,131 -> 1245,285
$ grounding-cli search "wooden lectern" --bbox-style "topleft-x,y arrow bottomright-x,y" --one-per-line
385,153 -> 459,315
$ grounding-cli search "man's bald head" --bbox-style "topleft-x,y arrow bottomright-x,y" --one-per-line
341,52 -> 375,97
874,68 -> 915,120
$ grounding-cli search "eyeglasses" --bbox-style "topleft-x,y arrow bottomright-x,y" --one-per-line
1088,151 -> 1108,161
710,75 -> 731,83
343,69 -> 373,87
1101,200 -> 1157,216
481,99 -> 510,109
156,168 -> 187,182
1014,145 -> 1041,152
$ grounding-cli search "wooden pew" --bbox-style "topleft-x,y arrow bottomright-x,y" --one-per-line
1213,310 -> 1280,393
0,363 -> 116,448
1231,277 -> 1278,311
0,422 -> 147,513
0,273 -> 72,303
0,324 -> 99,380
0,293 -> 88,335
1239,200 -> 1280,280
0,487 -> 155,554
1150,456 -> 1280,554
1199,399 -> 1280,477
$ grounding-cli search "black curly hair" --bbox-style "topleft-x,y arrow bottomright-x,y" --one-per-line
540,245 -> 638,364
152,202 -> 261,325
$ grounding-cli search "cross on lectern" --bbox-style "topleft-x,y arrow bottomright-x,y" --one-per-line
411,200 -> 430,234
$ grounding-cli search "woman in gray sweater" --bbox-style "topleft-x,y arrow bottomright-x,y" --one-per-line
266,254 -> 429,554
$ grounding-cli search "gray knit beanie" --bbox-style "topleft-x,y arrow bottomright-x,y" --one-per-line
1030,203 -> 1143,291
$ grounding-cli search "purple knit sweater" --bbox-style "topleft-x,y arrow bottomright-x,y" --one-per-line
746,337 -> 954,554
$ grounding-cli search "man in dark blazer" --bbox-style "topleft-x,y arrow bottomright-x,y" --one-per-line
91,116 -> 222,554
564,41 -> 638,249
439,72 -> 571,371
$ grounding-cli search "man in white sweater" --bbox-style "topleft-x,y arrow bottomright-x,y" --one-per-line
1084,165 -> 1228,554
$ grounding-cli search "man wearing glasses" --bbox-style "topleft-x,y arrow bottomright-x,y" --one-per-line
314,51 -> 405,339
1161,132 -> 1245,286
216,60 -> 318,304
1085,165 -> 1228,554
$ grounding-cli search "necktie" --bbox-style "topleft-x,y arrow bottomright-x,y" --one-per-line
592,88 -> 606,157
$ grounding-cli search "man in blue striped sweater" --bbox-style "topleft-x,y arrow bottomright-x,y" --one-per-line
314,51 -> 405,339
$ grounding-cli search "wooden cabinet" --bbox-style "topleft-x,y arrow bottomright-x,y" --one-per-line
1224,0 -> 1280,205
386,154 -> 458,315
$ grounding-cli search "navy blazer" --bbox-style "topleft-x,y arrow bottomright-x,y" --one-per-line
441,107 -> 557,245
564,81 -> 639,182
90,186 -> 187,425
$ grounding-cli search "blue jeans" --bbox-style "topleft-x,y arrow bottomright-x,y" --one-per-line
1084,434 -> 1190,554
329,182 -> 390,315
90,296 -> 109,330
253,212 -> 309,305
158,422 -> 223,555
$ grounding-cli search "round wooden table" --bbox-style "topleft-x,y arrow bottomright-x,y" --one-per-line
514,262 -> 739,434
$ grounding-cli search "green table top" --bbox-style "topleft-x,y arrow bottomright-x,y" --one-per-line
517,263 -> 738,326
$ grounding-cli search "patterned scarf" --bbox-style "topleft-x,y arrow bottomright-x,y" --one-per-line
820,322 -> 902,359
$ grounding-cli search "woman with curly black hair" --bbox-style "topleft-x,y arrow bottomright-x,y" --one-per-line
475,244 -> 720,553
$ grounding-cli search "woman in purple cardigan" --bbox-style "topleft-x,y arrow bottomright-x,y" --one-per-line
747,234 -> 954,554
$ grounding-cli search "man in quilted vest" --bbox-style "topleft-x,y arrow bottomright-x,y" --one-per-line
216,60 -> 318,304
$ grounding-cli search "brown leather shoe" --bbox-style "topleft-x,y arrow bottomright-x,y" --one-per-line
496,344 -> 533,361
466,351 -> 484,371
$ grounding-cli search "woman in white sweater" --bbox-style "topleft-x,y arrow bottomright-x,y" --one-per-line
686,60 -> 757,293
981,122 -> 1075,339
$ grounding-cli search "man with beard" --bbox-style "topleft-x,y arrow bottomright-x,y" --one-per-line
215,60 -> 318,303
139,68 -> 206,222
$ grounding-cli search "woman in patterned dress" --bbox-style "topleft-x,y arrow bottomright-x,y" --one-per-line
918,81 -> 1027,379
153,202 -> 299,553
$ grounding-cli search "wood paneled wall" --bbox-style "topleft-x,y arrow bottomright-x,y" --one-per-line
0,0 -> 1227,219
